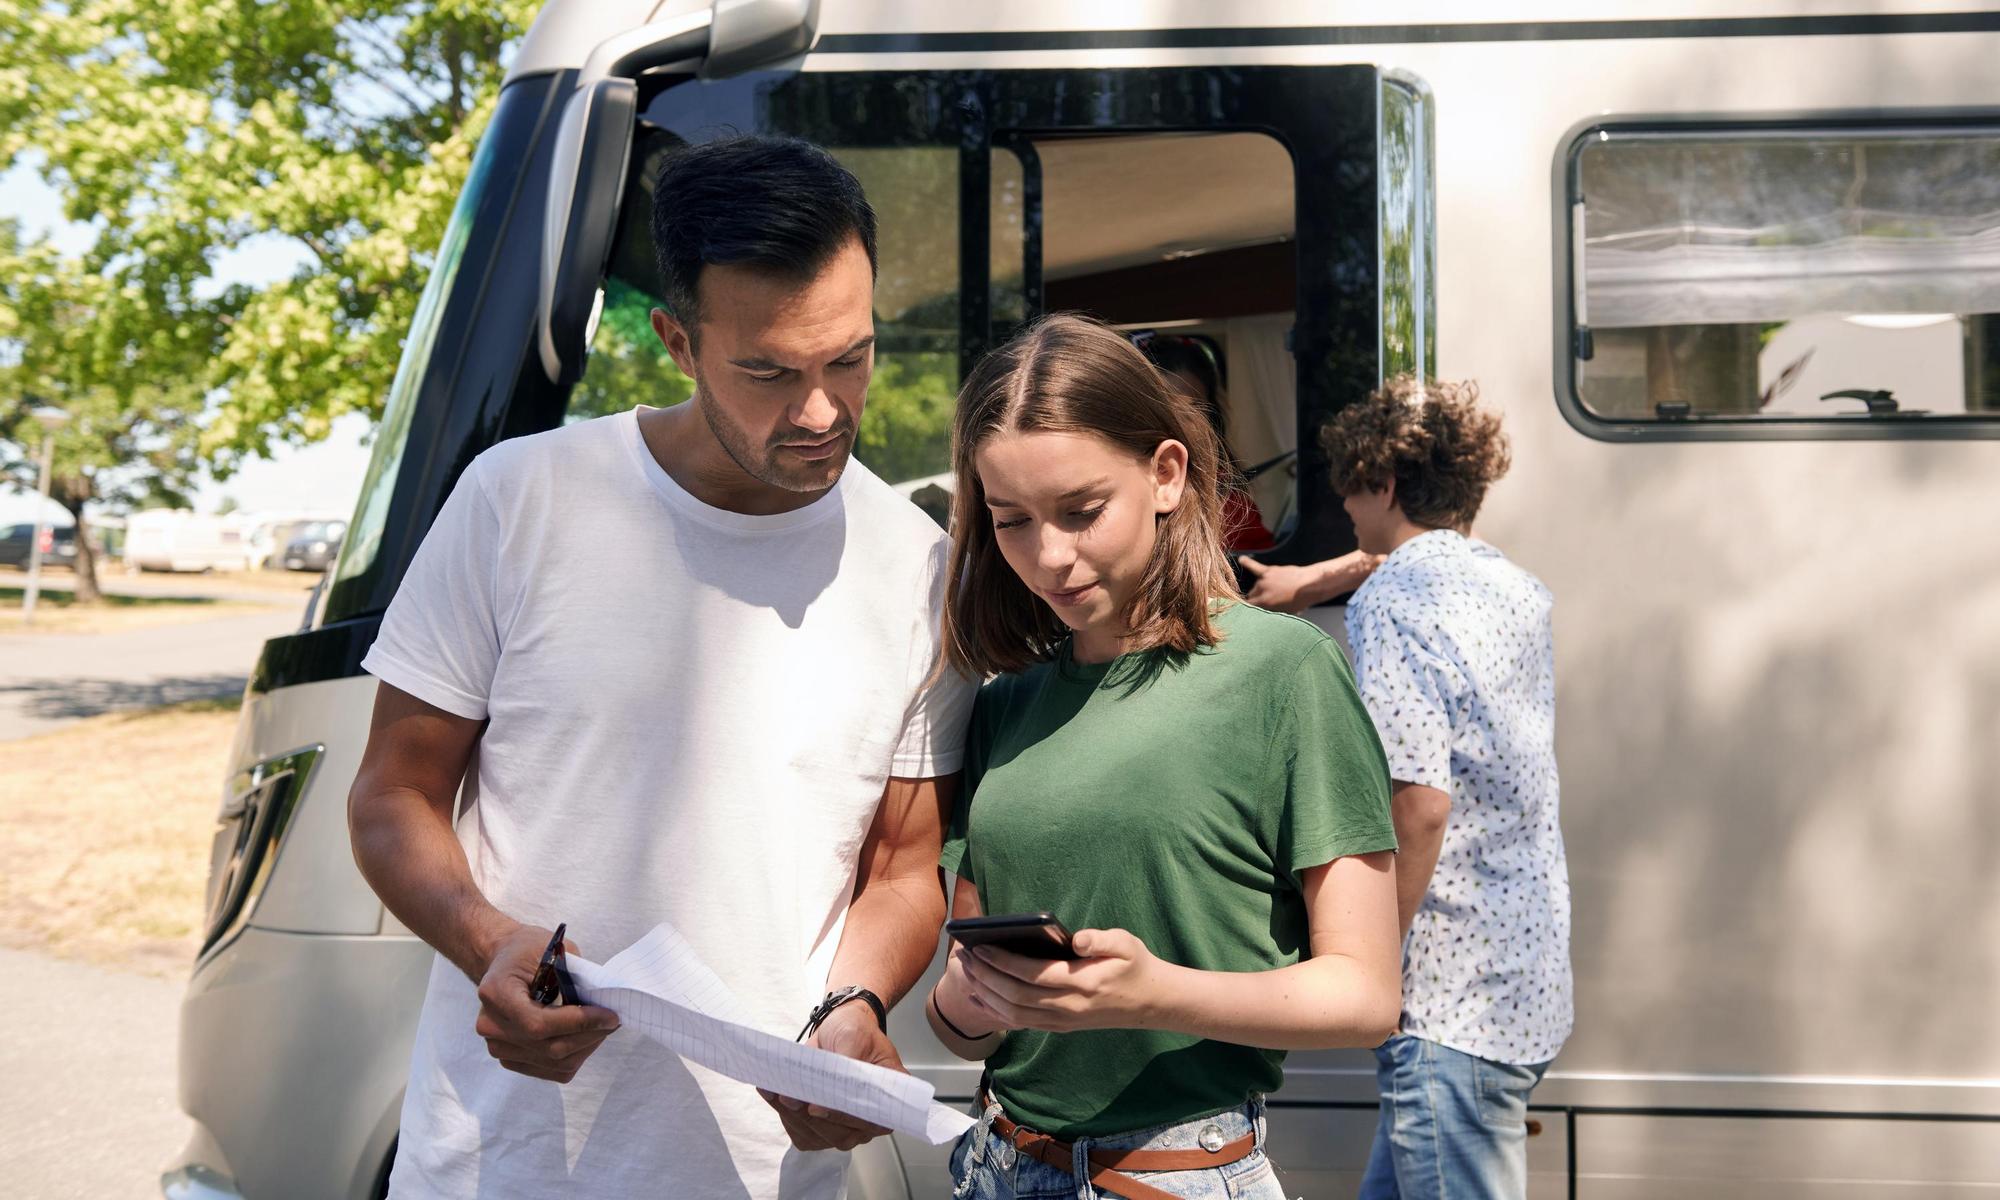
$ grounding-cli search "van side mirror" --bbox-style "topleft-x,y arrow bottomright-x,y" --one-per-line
536,0 -> 822,385
538,78 -> 638,387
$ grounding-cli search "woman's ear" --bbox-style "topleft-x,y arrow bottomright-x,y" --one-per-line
1151,439 -> 1190,515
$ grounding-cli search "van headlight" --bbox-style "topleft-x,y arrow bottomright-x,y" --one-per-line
201,745 -> 324,959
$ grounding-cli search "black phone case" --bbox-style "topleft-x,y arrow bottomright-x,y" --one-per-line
946,914 -> 1080,960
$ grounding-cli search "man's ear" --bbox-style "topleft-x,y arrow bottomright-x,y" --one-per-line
651,308 -> 698,379
1152,439 -> 1190,515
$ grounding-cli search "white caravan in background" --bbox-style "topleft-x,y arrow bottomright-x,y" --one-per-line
124,510 -> 261,574
167,2 -> 2000,1197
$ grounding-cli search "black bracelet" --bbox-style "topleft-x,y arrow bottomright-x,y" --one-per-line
796,985 -> 887,1042
930,988 -> 997,1042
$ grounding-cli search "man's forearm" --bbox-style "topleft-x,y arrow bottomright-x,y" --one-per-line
350,785 -> 517,982
826,875 -> 947,1009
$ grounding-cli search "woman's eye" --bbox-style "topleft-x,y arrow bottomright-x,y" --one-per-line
993,515 -> 1029,531
1068,505 -> 1106,525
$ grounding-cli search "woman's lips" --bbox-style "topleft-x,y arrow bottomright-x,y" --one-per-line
1044,582 -> 1098,607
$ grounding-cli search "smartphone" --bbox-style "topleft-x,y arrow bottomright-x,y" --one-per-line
945,912 -> 1080,960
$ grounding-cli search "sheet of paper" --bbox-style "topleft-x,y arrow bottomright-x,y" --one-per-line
568,923 -> 975,1146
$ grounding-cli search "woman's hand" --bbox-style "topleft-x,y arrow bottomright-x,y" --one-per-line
957,928 -> 1171,1034
937,943 -> 1014,1036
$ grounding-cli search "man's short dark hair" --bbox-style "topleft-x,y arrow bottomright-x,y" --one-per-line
650,135 -> 878,337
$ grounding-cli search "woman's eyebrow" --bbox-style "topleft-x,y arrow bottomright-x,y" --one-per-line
984,478 -> 1110,510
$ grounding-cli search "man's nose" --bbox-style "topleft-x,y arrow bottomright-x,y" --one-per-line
793,385 -> 839,434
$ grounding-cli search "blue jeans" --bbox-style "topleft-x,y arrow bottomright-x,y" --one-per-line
947,1096 -> 1286,1199
1357,1034 -> 1551,1200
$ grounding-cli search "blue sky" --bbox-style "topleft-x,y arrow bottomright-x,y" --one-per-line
1,162 -> 373,527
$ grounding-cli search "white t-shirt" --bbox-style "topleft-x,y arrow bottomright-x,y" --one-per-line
363,407 -> 975,1199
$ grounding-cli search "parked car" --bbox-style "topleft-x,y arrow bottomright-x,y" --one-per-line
0,522 -> 76,570
280,520 -> 347,572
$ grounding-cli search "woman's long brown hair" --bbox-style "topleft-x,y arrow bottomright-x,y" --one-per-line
941,314 -> 1240,679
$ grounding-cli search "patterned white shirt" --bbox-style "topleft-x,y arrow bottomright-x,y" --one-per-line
1346,530 -> 1573,1065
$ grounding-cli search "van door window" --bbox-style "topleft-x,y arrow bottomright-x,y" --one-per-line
996,130 -> 1300,542
571,136 -> 974,517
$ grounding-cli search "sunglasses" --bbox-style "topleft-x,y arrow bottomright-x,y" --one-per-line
528,922 -> 581,1007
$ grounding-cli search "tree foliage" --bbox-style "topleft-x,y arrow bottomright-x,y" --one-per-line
0,0 -> 537,473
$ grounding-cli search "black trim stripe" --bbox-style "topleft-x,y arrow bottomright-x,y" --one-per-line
250,615 -> 382,695
1262,1098 -> 2000,1123
818,13 -> 2000,55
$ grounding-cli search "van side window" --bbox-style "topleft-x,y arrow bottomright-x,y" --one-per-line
1562,122 -> 2000,438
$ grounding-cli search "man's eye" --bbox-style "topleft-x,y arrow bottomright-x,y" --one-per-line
833,356 -> 865,370
750,372 -> 786,383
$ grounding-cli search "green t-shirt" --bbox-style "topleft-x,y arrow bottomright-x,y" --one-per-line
939,602 -> 1397,1139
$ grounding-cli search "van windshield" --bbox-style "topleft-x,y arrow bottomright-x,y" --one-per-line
331,84 -> 539,591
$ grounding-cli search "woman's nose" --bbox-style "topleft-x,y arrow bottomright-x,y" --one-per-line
1035,525 -> 1075,574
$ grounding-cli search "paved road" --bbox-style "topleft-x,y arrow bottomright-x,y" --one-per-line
0,605 -> 302,740
0,947 -> 187,1199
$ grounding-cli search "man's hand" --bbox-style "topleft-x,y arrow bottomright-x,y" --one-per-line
758,1002 -> 902,1151
472,923 -> 621,1084
1239,557 -> 1321,613
1240,551 -> 1384,613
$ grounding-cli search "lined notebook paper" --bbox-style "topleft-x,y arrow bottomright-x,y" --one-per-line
568,922 -> 974,1145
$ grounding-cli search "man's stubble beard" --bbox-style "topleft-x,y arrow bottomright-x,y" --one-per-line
691,376 -> 855,494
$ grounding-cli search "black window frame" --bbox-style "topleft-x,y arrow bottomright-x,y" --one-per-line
624,64 -> 1390,567
1553,108 -> 2000,443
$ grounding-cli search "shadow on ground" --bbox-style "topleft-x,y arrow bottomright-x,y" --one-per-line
0,586 -> 222,610
0,674 -> 247,720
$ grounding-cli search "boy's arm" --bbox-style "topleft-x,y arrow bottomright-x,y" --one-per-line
1388,780 -> 1452,937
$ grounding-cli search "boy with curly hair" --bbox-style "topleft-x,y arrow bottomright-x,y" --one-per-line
1326,377 -> 1572,1200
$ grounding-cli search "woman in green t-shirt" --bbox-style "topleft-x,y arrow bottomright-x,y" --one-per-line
928,314 -> 1402,1200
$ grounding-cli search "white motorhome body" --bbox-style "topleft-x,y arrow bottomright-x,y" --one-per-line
169,3 -> 2000,1197
124,510 -> 260,574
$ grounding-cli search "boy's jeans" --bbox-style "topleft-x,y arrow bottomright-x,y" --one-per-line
1357,1033 -> 1551,1200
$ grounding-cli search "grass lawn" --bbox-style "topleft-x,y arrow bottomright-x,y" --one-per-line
0,697 -> 237,976
0,584 -> 262,635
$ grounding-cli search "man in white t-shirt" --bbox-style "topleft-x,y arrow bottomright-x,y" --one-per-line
348,135 -> 976,1199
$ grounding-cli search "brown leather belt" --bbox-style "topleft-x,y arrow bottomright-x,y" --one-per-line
983,1097 -> 1257,1200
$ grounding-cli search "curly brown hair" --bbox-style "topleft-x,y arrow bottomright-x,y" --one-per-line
1320,376 -> 1512,530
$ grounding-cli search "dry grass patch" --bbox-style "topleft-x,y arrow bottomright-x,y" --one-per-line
0,585 -> 262,636
0,697 -> 238,976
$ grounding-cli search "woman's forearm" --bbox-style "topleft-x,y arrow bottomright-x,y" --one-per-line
928,970 -> 1005,1060
1146,955 -> 1399,1050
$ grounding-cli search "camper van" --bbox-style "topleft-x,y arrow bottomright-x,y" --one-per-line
166,2 -> 2000,1197
124,510 -> 261,574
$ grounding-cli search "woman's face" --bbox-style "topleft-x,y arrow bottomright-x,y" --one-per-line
975,429 -> 1188,655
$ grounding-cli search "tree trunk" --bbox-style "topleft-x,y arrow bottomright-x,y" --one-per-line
53,482 -> 102,605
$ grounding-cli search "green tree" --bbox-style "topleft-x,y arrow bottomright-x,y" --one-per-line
1,0 -> 535,598
0,220 -> 207,601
